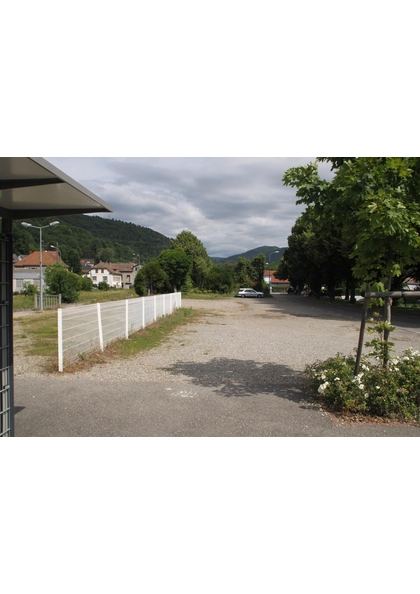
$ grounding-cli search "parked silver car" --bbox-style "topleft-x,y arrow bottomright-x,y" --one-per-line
237,288 -> 264,298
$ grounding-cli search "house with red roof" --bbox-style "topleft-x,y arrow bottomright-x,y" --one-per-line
13,250 -> 67,293
263,270 -> 290,292
84,262 -> 138,289
84,262 -> 123,288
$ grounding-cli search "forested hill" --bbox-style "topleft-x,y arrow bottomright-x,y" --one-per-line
60,215 -> 171,259
215,246 -> 286,263
12,213 -> 286,266
12,214 -> 171,264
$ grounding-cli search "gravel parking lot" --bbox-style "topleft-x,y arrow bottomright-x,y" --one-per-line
14,295 -> 420,436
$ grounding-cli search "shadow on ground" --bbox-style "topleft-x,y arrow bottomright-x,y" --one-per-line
161,357 -> 306,402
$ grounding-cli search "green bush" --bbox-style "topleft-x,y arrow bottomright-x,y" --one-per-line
306,350 -> 420,421
204,265 -> 234,294
22,282 -> 38,297
98,281 -> 110,291
44,263 -> 81,303
306,315 -> 420,421
80,277 -> 94,292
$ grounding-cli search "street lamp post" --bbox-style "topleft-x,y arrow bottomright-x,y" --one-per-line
267,250 -> 279,294
50,244 -> 62,260
21,221 -> 60,311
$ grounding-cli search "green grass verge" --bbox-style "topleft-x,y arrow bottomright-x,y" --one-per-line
13,288 -> 138,311
15,307 -> 202,372
110,307 -> 201,359
181,291 -> 234,300
16,311 -> 58,357
78,289 -> 137,305
13,294 -> 35,310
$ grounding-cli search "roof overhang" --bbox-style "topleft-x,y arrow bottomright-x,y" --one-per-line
0,157 -> 113,219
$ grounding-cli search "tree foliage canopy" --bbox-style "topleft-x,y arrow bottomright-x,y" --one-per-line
13,214 -> 171,266
158,248 -> 192,292
281,157 -> 420,295
44,263 -> 82,303
170,230 -> 211,287
134,261 -> 169,296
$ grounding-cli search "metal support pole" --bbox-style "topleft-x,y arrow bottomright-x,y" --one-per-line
1,218 -> 15,436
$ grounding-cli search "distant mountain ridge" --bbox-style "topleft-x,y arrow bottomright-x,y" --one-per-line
13,214 -> 171,263
14,213 -> 286,267
211,246 -> 286,263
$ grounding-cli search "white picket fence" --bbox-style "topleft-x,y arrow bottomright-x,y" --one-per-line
57,293 -> 182,372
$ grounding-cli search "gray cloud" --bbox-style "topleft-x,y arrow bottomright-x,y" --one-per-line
45,157 -> 333,257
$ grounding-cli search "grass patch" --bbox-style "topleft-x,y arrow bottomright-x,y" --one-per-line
78,289 -> 137,305
15,306 -> 203,374
17,311 -> 58,357
61,307 -> 203,373
13,288 -> 138,310
13,294 -> 35,310
182,291 -> 234,300
110,308 -> 201,359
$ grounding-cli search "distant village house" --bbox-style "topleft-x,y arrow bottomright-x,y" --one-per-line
84,261 -> 140,289
13,250 -> 65,293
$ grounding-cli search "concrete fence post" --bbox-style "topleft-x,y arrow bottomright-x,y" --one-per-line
97,302 -> 104,351
125,299 -> 129,339
58,308 -> 63,372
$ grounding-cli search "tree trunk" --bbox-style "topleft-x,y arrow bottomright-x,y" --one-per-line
383,276 -> 392,367
354,283 -> 370,376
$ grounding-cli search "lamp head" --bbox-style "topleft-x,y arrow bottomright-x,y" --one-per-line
21,222 -> 32,228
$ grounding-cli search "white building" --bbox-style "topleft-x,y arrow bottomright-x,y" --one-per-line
87,262 -> 123,288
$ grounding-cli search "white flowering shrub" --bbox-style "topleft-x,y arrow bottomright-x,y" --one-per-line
306,349 -> 420,420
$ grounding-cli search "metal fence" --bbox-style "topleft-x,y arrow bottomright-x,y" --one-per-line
0,233 -> 13,437
57,293 -> 182,372
34,294 -> 62,310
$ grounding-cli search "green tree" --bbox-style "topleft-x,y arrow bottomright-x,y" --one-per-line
170,231 -> 211,288
204,265 -> 234,293
283,157 -> 420,363
44,263 -> 81,303
235,257 -> 253,286
158,248 -> 192,292
134,261 -> 169,296
62,248 -> 82,274
327,157 -> 420,285
288,158 -> 420,288
276,213 -> 321,293
251,254 -> 266,291
80,277 -> 93,291
97,247 -> 115,263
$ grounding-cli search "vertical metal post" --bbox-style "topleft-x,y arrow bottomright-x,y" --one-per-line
0,219 -> 14,436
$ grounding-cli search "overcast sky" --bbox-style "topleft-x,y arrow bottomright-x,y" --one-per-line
45,157 -> 334,258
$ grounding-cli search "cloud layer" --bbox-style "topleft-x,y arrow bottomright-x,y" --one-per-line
45,157 -> 333,257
